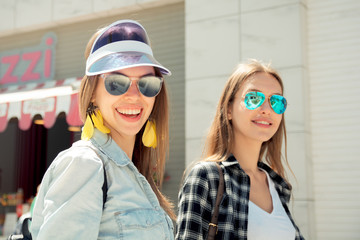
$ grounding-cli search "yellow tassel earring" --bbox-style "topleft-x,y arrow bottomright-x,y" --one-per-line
81,114 -> 94,141
142,120 -> 157,148
81,103 -> 110,141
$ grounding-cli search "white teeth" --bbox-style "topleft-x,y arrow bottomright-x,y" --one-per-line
255,121 -> 270,125
117,109 -> 141,115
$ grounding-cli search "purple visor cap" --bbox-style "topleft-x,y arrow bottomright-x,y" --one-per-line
86,20 -> 171,76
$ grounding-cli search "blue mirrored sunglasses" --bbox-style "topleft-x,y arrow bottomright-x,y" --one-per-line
244,91 -> 287,114
102,74 -> 163,98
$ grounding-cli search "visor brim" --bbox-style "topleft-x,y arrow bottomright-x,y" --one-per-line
86,52 -> 171,76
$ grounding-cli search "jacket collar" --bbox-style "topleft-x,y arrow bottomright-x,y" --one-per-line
90,129 -> 131,167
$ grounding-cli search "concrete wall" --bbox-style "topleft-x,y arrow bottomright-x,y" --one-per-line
0,0 -> 181,36
308,0 -> 360,239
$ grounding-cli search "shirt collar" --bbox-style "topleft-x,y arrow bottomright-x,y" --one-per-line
221,154 -> 239,167
221,154 -> 291,191
90,129 -> 131,167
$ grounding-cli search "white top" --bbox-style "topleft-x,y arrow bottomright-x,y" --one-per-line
248,170 -> 296,240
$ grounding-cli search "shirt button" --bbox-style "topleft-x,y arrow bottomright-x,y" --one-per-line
142,180 -> 147,185
146,220 -> 151,225
155,206 -> 160,211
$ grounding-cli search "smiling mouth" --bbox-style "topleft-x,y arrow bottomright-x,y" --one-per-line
116,108 -> 142,118
252,120 -> 272,125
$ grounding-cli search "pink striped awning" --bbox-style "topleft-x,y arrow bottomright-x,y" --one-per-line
0,78 -> 83,132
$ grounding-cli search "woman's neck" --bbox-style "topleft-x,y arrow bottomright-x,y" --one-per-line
232,136 -> 262,175
110,131 -> 135,160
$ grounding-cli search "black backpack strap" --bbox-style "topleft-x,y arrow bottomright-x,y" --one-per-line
88,142 -> 108,210
8,217 -> 33,240
101,160 -> 108,210
90,147 -> 108,210
22,217 -> 32,240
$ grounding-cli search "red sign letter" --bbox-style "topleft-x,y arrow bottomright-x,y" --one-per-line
1,55 -> 20,84
21,51 -> 41,82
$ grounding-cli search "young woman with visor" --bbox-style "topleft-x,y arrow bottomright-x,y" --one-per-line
31,20 -> 175,239
175,60 -> 304,240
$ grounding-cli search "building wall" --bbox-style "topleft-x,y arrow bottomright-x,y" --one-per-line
0,0 -> 182,37
308,0 -> 360,239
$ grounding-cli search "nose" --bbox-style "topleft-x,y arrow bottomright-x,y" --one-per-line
259,99 -> 272,114
124,80 -> 141,97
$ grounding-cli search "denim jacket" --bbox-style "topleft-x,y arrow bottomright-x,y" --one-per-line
31,129 -> 174,240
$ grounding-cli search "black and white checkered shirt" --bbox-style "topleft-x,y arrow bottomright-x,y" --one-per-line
175,155 -> 305,240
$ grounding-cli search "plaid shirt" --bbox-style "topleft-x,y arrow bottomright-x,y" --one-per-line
175,155 -> 304,240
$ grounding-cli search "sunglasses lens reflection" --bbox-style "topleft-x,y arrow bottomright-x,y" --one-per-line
104,75 -> 162,97
104,75 -> 131,96
244,92 -> 287,114
245,92 -> 265,110
270,95 -> 287,114
138,76 -> 163,97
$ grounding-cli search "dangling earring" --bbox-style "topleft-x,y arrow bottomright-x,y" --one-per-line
91,110 -> 110,134
81,114 -> 94,141
142,119 -> 157,148
81,103 -> 110,141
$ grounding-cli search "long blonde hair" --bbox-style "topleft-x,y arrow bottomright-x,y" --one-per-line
203,60 -> 289,180
79,28 -> 175,219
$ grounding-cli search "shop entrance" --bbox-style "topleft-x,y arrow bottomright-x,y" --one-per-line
0,114 -> 81,234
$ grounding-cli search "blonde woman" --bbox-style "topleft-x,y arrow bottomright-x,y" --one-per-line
176,60 -> 304,240
32,20 -> 175,239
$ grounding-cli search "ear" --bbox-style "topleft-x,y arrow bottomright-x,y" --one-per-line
227,106 -> 232,120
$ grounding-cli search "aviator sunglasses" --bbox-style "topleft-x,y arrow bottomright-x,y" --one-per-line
244,91 -> 287,114
102,74 -> 163,97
